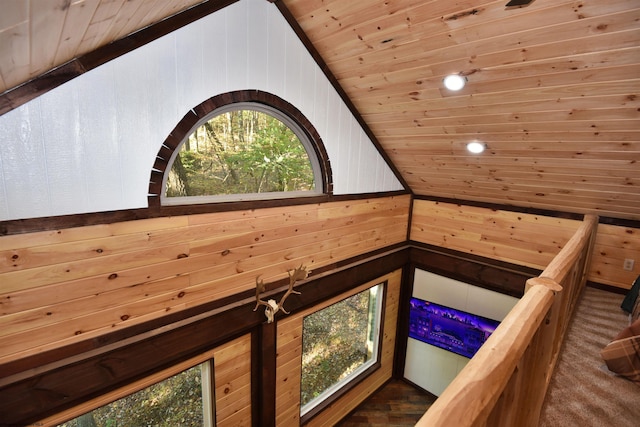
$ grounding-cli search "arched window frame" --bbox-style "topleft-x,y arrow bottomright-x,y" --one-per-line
149,90 -> 332,207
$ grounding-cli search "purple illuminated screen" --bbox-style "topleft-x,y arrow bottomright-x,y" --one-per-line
408,297 -> 500,358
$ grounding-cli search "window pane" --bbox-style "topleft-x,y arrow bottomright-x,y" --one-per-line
300,284 -> 383,414
58,362 -> 212,427
165,109 -> 315,198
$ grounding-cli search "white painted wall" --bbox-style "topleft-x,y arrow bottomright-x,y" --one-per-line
0,0 -> 403,221
404,269 -> 519,396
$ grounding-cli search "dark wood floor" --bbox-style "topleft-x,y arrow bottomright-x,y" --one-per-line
336,379 -> 437,427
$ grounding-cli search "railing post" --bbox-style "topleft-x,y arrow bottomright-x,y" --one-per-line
516,277 -> 563,426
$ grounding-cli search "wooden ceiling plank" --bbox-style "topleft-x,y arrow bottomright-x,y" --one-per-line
406,155 -> 638,170
285,0 -> 451,44
134,0 -> 193,30
53,0 -> 101,66
383,132 -> 639,144
328,7 -> 640,81
0,0 -> 28,30
370,106 -> 640,132
343,46 -> 640,100
386,138 -> 640,151
362,93 -> 640,124
28,0 -> 72,76
358,79 -> 640,115
76,0 -> 127,54
343,36 -> 640,103
371,119 -> 639,137
93,0 -> 148,47
0,0 -> 29,91
0,22 -> 29,93
388,147 -> 640,162
305,0 -> 596,62
406,159 -> 640,174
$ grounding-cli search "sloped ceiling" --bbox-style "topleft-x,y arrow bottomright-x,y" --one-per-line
0,0 -> 639,221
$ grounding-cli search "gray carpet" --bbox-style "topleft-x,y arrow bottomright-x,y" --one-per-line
539,286 -> 640,427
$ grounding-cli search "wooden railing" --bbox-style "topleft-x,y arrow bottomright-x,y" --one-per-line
416,214 -> 599,427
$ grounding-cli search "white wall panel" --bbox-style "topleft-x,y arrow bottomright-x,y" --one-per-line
413,269 -> 469,311
0,153 -> 8,219
405,338 -> 469,397
76,66 -> 124,212
265,5 -> 286,97
326,92 -> 344,185
175,19 -> 205,120
0,100 -> 51,219
200,13 -> 227,101
39,83 -> 88,215
0,0 -> 403,221
313,79 -> 329,144
225,1 -> 249,91
248,1 -> 269,93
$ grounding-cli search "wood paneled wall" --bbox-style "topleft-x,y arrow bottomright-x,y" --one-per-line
213,334 -> 253,427
0,195 -> 410,366
275,269 -> 401,426
411,199 -> 639,290
590,223 -> 640,289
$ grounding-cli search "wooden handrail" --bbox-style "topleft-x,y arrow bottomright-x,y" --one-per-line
540,214 -> 599,284
415,284 -> 557,426
416,214 -> 599,427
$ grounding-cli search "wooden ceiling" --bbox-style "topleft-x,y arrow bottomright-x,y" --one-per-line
0,0 -> 639,221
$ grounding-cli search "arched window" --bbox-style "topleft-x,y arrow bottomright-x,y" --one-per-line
149,91 -> 331,207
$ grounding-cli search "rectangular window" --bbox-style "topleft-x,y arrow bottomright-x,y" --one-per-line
57,361 -> 215,427
300,283 -> 384,417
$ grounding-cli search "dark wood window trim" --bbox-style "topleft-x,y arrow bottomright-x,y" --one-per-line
300,281 -> 388,425
149,89 -> 333,207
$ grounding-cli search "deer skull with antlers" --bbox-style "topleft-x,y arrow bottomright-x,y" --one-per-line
254,264 -> 309,323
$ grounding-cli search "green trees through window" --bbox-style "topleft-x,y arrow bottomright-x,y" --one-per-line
165,107 -> 316,199
300,284 -> 384,415
58,362 -> 213,427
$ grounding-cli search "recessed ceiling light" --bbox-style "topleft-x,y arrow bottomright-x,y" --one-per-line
443,74 -> 467,91
467,141 -> 485,154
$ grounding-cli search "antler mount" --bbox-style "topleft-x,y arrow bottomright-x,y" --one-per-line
254,264 -> 308,323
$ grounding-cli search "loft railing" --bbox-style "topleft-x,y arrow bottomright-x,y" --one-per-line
416,214 -> 599,427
